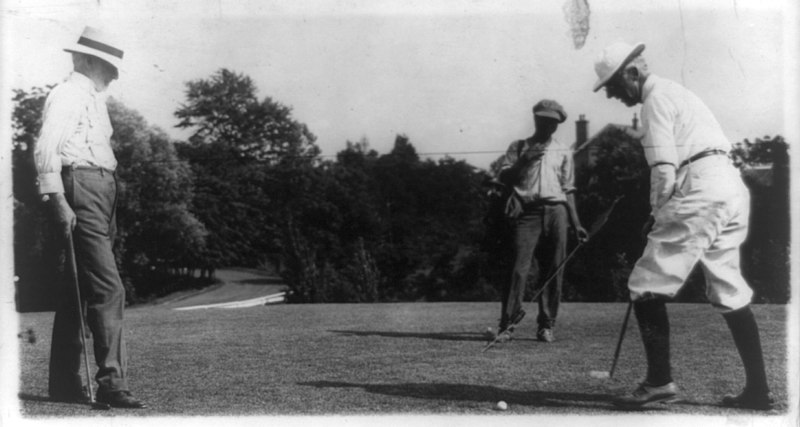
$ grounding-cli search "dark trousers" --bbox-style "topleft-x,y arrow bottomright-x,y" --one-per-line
501,203 -> 568,329
49,167 -> 129,395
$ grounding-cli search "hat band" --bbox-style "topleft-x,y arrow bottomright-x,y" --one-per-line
78,37 -> 124,59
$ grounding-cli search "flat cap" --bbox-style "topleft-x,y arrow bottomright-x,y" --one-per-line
532,99 -> 567,123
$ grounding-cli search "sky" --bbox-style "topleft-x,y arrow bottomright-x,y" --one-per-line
3,0 -> 797,170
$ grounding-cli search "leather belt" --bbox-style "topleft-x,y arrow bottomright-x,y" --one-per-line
62,164 -> 116,175
679,149 -> 727,169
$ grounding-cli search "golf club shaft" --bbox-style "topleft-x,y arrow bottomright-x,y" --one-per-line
526,240 -> 585,305
609,300 -> 633,378
525,197 -> 623,306
66,232 -> 95,403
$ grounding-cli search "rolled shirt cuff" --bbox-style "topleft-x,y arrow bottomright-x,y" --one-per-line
37,172 -> 65,195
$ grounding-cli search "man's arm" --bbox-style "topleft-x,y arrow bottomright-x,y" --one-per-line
34,87 -> 79,236
565,192 -> 588,242
641,90 -> 679,216
561,150 -> 588,241
498,139 -> 543,186
649,163 -> 676,213
497,140 -> 521,185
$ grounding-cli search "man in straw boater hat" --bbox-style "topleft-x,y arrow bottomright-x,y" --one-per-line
34,25 -> 146,409
592,41 -> 773,410
492,100 -> 588,344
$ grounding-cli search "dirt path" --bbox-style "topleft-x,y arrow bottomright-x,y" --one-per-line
155,267 -> 286,309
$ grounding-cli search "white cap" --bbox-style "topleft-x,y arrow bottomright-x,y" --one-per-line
593,42 -> 645,92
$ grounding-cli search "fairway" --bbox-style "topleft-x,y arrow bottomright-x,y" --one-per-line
16,302 -> 788,417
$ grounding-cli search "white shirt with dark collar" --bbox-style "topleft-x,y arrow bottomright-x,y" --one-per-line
34,72 -> 116,195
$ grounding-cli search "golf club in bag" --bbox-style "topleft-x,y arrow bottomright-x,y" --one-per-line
65,231 -> 111,410
482,196 -> 624,352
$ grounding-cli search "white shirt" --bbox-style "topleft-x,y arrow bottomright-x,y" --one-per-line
499,137 -> 575,203
640,75 -> 731,167
34,72 -> 116,195
640,75 -> 731,211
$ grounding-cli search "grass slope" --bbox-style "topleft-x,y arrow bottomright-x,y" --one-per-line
16,302 -> 788,418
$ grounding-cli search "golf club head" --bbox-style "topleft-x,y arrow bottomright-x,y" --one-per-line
589,370 -> 611,379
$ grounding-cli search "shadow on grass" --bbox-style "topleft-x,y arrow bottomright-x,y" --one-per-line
328,330 -> 536,343
298,381 -> 671,412
18,393 -> 52,403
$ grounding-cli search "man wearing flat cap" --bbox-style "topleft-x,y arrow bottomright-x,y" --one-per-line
593,41 -> 772,410
492,100 -> 587,344
34,25 -> 146,409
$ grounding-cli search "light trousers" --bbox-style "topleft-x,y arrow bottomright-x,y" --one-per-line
628,156 -> 753,311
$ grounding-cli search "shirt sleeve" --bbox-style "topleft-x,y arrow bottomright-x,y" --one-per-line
498,140 -> 521,173
650,163 -> 676,213
560,149 -> 576,194
34,86 -> 80,194
641,93 -> 679,168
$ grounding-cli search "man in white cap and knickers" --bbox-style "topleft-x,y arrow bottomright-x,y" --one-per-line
592,41 -> 773,410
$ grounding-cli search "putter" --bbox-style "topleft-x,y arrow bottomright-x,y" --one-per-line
482,197 -> 625,352
66,232 -> 111,411
590,300 -> 633,379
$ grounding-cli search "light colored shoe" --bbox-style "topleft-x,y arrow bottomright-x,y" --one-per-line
537,328 -> 554,343
495,329 -> 513,343
614,381 -> 680,407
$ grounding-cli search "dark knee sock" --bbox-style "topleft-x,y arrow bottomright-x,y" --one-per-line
634,298 -> 672,385
722,305 -> 770,394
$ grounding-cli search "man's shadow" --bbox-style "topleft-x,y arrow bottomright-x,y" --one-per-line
328,330 -> 535,343
18,393 -> 51,403
298,380 -> 671,412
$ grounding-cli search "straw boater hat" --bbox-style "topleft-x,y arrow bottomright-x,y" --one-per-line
63,26 -> 124,71
593,42 -> 645,92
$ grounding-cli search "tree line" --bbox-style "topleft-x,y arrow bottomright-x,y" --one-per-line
12,68 -> 790,308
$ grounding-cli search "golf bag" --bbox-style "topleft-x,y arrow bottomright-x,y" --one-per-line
481,178 -> 516,254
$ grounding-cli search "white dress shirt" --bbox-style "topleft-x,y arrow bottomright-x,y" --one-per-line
34,72 -> 116,195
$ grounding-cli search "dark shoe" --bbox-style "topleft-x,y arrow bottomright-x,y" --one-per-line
537,328 -> 554,343
614,381 -> 680,407
721,389 -> 774,410
508,309 -> 526,327
50,387 -> 90,404
499,309 -> 526,332
96,390 -> 147,409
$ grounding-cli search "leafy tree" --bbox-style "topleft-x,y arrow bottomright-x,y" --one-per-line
731,135 -> 788,166
733,135 -> 790,303
174,69 -> 325,278
12,87 -> 59,311
108,99 -> 208,300
12,85 -> 208,307
175,68 -> 319,163
570,127 -> 650,302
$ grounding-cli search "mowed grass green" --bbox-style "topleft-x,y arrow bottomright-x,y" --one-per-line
16,302 -> 788,417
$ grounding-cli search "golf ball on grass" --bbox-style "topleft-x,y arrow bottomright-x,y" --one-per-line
496,401 -> 508,411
